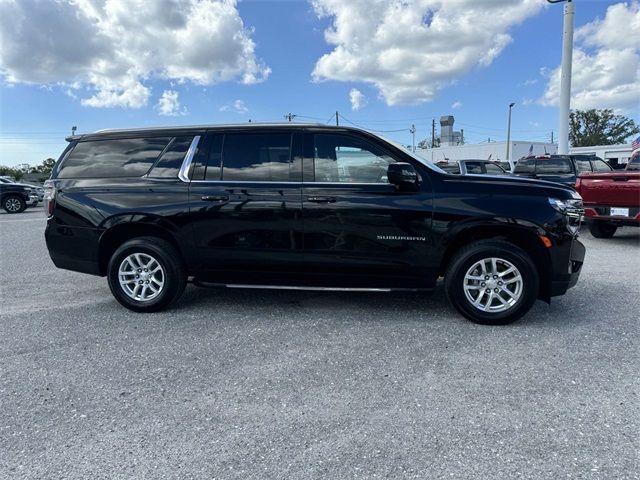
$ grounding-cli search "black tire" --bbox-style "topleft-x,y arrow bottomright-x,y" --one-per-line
588,220 -> 617,239
445,240 -> 539,325
2,195 -> 26,214
107,236 -> 187,312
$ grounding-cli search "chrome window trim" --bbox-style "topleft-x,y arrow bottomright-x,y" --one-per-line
186,180 -> 392,186
178,135 -> 201,182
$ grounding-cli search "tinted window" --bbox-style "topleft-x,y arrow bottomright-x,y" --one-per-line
627,154 -> 640,170
484,163 -> 505,174
513,158 -> 535,174
222,133 -> 292,181
313,134 -> 394,183
58,137 -> 171,178
592,159 -> 612,172
465,162 -> 484,174
574,159 -> 592,173
148,136 -> 194,178
535,157 -> 572,174
439,163 -> 460,174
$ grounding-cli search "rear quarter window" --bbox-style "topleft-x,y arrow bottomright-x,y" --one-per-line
57,137 -> 171,178
535,158 -> 572,174
513,158 -> 535,174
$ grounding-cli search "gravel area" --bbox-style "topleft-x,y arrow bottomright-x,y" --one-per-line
1,207 -> 639,479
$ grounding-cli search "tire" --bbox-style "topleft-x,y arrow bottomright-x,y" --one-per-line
2,195 -> 26,214
445,240 -> 539,325
588,220 -> 617,239
107,236 -> 187,312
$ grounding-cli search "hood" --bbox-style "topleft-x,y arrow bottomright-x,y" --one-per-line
439,172 -> 578,199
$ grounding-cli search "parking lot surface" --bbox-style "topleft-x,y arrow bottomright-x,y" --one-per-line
1,207 -> 639,479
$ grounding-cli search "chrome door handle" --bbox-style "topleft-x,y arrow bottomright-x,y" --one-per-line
201,194 -> 229,203
307,196 -> 336,203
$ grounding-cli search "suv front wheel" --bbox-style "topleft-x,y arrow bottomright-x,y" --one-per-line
3,195 -> 26,213
107,237 -> 187,312
445,240 -> 539,325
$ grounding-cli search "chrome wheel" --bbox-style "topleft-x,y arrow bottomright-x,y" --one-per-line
5,197 -> 21,212
463,257 -> 523,313
118,253 -> 165,302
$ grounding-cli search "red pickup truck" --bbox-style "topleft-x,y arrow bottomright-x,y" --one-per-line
575,155 -> 640,238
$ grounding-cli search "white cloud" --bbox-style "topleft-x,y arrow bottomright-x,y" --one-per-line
311,0 -> 543,106
522,97 -> 534,106
524,79 -> 538,86
0,0 -> 270,108
540,2 -> 640,113
156,90 -> 186,116
220,99 -> 249,114
451,101 -> 462,109
349,88 -> 367,111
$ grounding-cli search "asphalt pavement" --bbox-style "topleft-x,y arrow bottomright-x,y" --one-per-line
1,207 -> 639,479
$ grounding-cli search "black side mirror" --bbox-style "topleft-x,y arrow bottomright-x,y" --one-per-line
387,163 -> 419,189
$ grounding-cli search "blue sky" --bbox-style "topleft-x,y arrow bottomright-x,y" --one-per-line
1,0 -> 638,167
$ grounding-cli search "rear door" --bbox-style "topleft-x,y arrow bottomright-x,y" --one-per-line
301,130 -> 434,288
188,129 -> 304,283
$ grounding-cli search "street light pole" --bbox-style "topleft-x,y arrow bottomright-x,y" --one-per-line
548,0 -> 574,154
410,124 -> 416,152
506,102 -> 515,169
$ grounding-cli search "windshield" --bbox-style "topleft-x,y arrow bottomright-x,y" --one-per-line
535,157 -> 572,174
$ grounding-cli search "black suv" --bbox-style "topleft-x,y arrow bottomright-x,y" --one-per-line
0,180 -> 37,213
44,124 -> 585,325
513,154 -> 612,186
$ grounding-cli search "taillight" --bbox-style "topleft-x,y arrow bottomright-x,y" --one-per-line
44,179 -> 56,216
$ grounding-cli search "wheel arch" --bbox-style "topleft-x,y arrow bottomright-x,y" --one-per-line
438,223 -> 553,302
97,221 -> 185,276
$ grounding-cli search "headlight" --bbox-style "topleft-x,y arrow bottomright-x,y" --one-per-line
549,197 -> 583,234
548,197 -> 583,216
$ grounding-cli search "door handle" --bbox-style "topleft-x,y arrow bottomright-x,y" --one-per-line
307,196 -> 336,203
201,194 -> 229,203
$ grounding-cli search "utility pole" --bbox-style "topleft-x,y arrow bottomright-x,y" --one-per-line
284,113 -> 296,122
335,111 -> 339,126
551,130 -> 554,143
506,102 -> 515,168
410,124 -> 416,152
460,129 -> 464,145
431,119 -> 435,148
548,0 -> 574,154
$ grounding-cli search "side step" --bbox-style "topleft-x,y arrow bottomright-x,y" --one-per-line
192,280 -> 425,292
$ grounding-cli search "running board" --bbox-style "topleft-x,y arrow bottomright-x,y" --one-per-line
191,280 -> 424,292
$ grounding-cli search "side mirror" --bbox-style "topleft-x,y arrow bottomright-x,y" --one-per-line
387,163 -> 419,189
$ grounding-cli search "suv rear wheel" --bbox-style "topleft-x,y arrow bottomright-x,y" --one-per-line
107,237 -> 186,312
3,195 -> 26,214
445,240 -> 539,325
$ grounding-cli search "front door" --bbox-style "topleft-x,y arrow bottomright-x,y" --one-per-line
301,130 -> 434,288
189,130 -> 304,284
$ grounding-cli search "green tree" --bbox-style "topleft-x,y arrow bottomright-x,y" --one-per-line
569,109 -> 640,147
417,137 -> 440,149
0,166 -> 25,181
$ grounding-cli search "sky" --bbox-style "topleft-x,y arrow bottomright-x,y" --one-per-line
0,0 -> 638,167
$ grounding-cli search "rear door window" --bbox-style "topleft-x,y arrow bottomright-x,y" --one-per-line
484,163 -> 505,174
221,133 -> 293,182
464,162 -> 484,174
58,137 -> 171,178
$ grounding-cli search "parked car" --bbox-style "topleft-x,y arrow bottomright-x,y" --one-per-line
0,177 -> 43,204
0,181 -> 38,213
513,154 -> 612,187
575,169 -> 640,238
437,159 -> 508,175
44,124 -> 585,325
